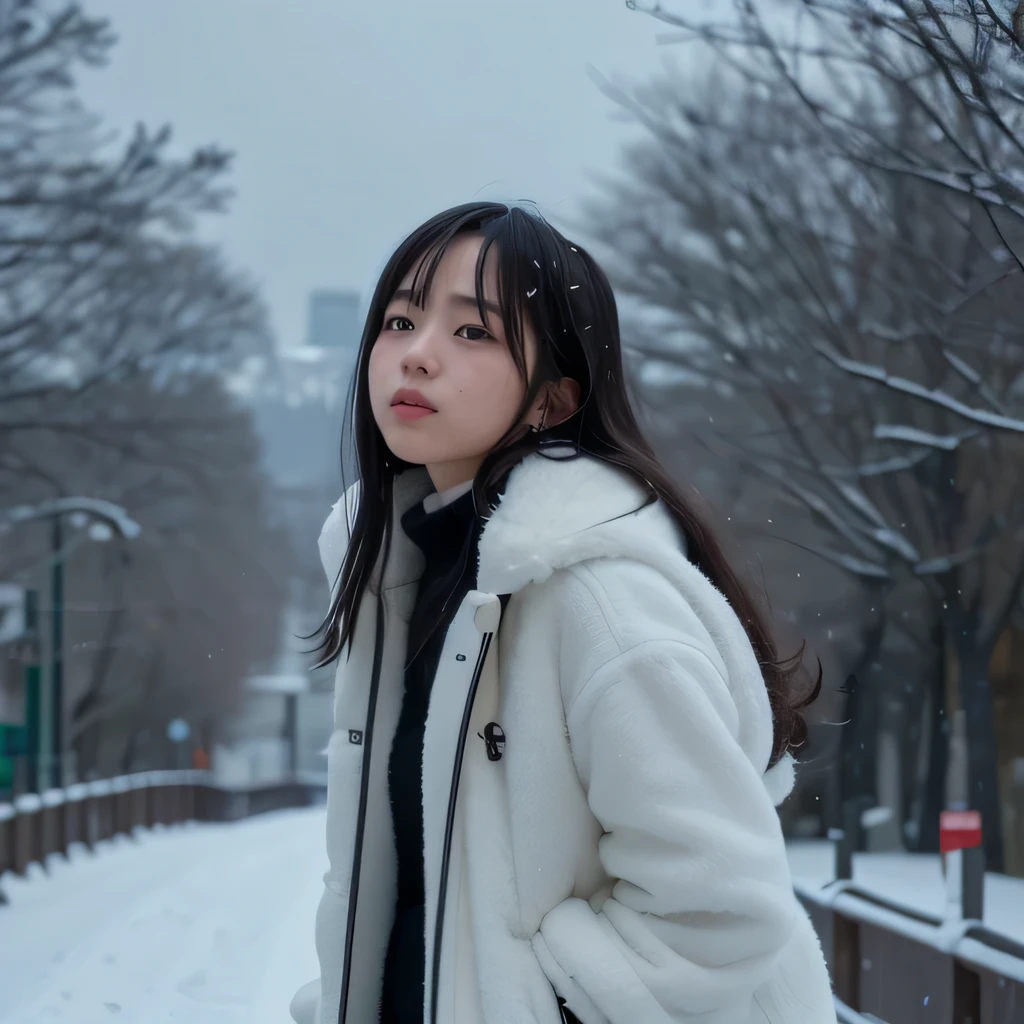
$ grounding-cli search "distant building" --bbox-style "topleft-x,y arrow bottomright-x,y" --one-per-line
265,289 -> 363,418
306,290 -> 361,352
212,597 -> 333,786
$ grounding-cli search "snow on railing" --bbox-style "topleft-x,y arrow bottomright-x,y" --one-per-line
789,840 -> 1024,1019
0,770 -> 326,887
8,770 -> 211,807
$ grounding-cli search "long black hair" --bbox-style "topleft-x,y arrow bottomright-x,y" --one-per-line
313,200 -> 819,766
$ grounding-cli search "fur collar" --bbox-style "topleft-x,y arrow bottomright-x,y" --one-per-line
320,447 -> 681,596
384,446 -> 686,596
476,447 -> 684,594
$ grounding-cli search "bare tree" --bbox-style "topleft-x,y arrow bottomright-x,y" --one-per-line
593,0 -> 1024,866
0,3 -> 272,481
0,3 -> 288,780
58,372 -> 290,778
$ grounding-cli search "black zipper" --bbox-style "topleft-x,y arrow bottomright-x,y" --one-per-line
336,592 -> 387,1024
429,628 -> 494,1024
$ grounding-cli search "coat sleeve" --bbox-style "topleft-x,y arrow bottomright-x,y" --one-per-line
531,638 -> 799,1023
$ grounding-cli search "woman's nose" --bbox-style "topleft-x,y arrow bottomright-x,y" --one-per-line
400,330 -> 441,375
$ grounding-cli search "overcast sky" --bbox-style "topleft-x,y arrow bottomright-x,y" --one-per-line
76,1 -> 667,349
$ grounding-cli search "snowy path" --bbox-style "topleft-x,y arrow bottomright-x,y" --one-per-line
0,806 -> 327,1024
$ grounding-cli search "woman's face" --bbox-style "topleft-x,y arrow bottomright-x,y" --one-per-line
368,233 -> 538,492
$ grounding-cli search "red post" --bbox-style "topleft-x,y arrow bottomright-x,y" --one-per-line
940,810 -> 984,921
940,810 -> 982,853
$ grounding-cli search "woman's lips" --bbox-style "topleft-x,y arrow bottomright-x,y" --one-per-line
392,403 -> 437,422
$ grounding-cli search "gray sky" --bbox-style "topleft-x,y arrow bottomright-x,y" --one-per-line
76,0 -> 664,348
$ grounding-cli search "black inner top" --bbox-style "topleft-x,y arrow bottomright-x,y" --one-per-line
380,484 -> 483,1024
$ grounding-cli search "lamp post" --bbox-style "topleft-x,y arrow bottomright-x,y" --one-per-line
50,515 -> 64,788
1,498 -> 141,790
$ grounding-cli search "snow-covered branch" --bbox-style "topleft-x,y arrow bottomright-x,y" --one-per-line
0,497 -> 141,539
817,345 -> 1024,433
873,424 -> 982,448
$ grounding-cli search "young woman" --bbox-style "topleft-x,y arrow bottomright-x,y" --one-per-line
290,202 -> 835,1024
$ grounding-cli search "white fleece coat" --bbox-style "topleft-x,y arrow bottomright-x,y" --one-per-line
290,450 -> 835,1024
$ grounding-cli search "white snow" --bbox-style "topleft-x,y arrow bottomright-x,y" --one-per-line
0,497 -> 142,539
868,527 -> 920,562
0,806 -> 328,1024
817,345 -> 1024,434
873,423 -> 973,450
859,806 -> 893,829
787,840 -> 1024,946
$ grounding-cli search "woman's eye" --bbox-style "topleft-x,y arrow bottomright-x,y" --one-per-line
456,325 -> 494,342
384,315 -> 414,331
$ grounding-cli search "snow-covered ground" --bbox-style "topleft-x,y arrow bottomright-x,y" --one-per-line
3,814 -> 1023,1024
787,839 -> 1024,945
0,807 -> 327,1024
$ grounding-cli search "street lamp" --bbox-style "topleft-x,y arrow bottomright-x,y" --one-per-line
1,498 -> 141,789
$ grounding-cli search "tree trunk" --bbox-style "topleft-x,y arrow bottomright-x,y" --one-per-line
916,665 -> 949,852
955,641 -> 1005,871
908,615 -> 948,852
835,605 -> 888,840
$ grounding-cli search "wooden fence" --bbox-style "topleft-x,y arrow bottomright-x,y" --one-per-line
799,878 -> 1024,1024
0,770 -> 326,888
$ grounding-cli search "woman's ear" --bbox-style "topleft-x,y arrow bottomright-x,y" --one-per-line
540,377 -> 581,430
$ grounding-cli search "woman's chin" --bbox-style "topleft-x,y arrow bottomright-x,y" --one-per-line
381,436 -> 444,468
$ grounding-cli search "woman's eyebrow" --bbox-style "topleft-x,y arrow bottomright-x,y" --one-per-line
448,293 -> 502,318
390,287 -> 501,318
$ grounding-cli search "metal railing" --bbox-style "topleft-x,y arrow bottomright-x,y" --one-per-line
0,770 -> 327,890
798,876 -> 1024,1024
